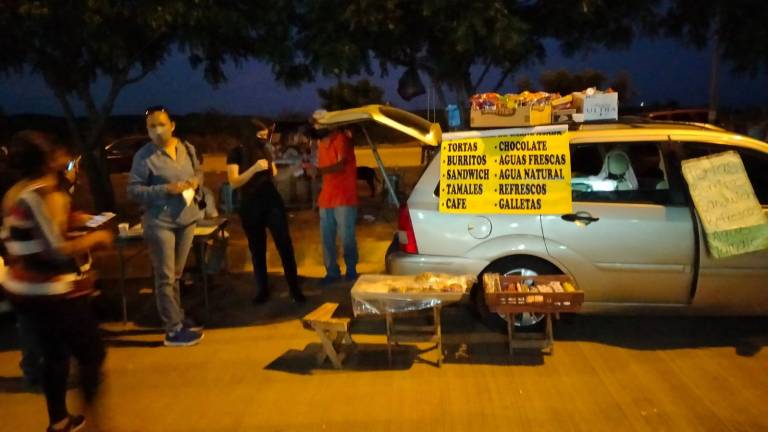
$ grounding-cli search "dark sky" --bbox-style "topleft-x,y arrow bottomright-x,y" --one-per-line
1,37 -> 767,117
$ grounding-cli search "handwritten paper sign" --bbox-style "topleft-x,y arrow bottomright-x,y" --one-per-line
439,125 -> 572,214
681,151 -> 768,258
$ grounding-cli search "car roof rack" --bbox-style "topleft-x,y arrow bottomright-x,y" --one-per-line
467,117 -> 725,133
564,116 -> 725,132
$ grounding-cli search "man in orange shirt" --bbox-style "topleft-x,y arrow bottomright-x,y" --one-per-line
314,124 -> 358,283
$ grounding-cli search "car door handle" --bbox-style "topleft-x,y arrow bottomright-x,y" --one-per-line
561,212 -> 600,224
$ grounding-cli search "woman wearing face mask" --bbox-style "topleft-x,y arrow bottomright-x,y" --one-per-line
127,106 -> 204,347
227,121 -> 305,303
1,131 -> 113,432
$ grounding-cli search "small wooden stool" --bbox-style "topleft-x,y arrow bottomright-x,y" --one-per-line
301,303 -> 354,369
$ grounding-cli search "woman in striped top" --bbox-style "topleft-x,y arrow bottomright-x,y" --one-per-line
1,131 -> 114,432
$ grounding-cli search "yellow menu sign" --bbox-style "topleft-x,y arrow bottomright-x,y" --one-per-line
682,150 -> 768,258
439,125 -> 572,214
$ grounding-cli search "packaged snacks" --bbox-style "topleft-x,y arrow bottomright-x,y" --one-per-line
470,90 -> 558,127
482,273 -> 584,312
471,91 -> 559,114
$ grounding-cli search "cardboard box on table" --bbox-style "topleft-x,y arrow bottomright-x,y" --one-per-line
470,104 -> 552,128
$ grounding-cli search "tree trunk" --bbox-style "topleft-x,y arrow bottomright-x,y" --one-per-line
454,75 -> 474,128
85,108 -> 118,212
81,145 -> 115,212
67,121 -> 116,213
425,72 -> 449,125
433,83 -> 448,108
52,87 -> 116,212
708,13 -> 721,124
425,73 -> 448,108
492,69 -> 512,93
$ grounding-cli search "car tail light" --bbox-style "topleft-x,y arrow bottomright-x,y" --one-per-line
398,204 -> 418,254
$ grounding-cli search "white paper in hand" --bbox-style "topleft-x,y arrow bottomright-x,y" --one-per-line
85,212 -> 116,228
182,188 -> 195,207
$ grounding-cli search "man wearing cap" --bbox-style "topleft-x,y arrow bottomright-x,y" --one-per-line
313,112 -> 359,284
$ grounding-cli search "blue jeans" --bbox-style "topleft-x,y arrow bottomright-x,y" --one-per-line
320,206 -> 358,278
144,221 -> 196,333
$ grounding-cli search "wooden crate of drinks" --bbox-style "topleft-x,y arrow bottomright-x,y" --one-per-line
483,273 -> 584,314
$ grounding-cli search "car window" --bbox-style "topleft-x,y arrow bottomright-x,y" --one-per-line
680,142 -> 768,205
570,142 -> 670,204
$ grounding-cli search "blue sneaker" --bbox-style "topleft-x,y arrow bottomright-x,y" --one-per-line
182,318 -> 204,332
164,327 -> 204,347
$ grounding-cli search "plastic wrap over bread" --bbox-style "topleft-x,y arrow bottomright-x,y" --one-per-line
351,273 -> 476,316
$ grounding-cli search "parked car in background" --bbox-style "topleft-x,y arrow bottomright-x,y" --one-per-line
383,118 -> 768,325
646,109 -> 709,123
104,135 -> 148,174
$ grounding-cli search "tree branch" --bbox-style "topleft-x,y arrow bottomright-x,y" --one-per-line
414,55 -> 435,74
81,56 -> 152,151
115,33 -> 168,82
85,76 -> 125,150
74,81 -> 99,123
51,87 -> 85,150
124,66 -> 151,86
425,71 -> 447,107
461,72 -> 473,104
492,69 -> 512,92
473,62 -> 492,93
102,77 -> 123,117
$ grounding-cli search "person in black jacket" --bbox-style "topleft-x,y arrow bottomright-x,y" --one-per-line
227,121 -> 305,303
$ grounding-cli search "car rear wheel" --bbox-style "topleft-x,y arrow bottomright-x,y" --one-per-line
472,256 -> 562,330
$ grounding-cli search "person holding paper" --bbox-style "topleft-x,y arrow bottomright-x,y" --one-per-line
227,121 -> 305,303
127,106 -> 204,347
2,131 -> 113,431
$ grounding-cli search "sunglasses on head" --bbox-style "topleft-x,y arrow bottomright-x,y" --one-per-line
145,105 -> 167,117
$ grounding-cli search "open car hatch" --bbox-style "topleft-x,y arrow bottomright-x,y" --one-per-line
313,104 -> 442,147
312,105 -> 441,207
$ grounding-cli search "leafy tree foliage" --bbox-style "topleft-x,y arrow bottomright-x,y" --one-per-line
537,69 -> 634,102
662,0 -> 768,76
0,1 -> 291,210
528,0 -> 661,55
275,0 -> 544,108
539,69 -> 606,95
274,0 -> 658,123
317,80 -> 384,110
661,0 -> 768,121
